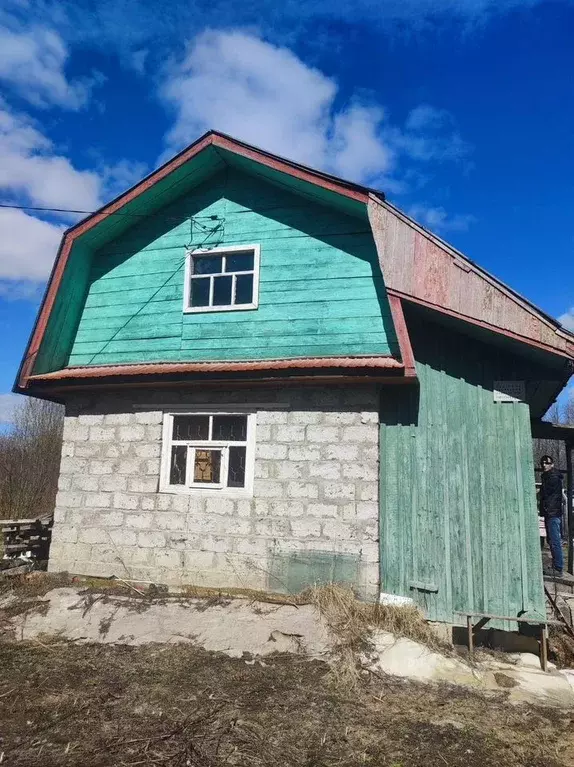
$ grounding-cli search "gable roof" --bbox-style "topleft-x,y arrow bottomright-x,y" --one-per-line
15,130 -> 574,393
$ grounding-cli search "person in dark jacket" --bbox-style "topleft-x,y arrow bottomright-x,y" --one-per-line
539,455 -> 564,576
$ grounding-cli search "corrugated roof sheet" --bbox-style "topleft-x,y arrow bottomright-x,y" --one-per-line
29,356 -> 404,381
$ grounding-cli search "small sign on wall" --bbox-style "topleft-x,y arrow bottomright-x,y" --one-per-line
493,380 -> 525,403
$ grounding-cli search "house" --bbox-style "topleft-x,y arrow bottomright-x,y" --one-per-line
16,131 -> 574,624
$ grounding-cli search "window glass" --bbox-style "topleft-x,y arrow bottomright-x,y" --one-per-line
169,445 -> 187,485
193,255 -> 222,275
190,277 -> 210,307
212,415 -> 247,441
235,274 -> 254,306
226,253 -> 254,272
193,449 -> 221,484
228,446 -> 246,488
213,275 -> 233,306
173,415 -> 209,441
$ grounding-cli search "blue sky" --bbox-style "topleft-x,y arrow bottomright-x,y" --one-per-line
0,0 -> 573,421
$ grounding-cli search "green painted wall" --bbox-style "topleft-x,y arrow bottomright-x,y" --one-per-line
68,169 -> 398,366
379,309 -> 546,625
35,243 -> 92,374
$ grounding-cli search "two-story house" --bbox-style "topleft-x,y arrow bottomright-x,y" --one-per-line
16,131 -> 574,625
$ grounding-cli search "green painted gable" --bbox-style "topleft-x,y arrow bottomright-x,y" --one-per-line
66,168 -> 398,367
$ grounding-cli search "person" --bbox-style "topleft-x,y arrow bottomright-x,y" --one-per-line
539,455 -> 564,577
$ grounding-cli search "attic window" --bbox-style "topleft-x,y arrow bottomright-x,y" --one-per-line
184,245 -> 260,313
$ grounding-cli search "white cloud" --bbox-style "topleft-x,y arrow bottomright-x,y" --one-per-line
100,159 -> 149,199
408,204 -> 476,233
0,208 -> 65,282
559,308 -> 574,332
0,99 -> 144,288
389,104 -> 471,164
0,24 -> 93,109
0,101 -> 101,211
161,30 -> 394,184
161,31 -> 474,191
163,31 -> 339,168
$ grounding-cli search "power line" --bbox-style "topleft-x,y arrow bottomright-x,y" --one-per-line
0,198 -> 343,223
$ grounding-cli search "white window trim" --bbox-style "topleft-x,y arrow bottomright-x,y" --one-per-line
159,411 -> 256,497
183,244 -> 261,314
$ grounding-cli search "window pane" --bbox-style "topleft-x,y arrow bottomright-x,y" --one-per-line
234,274 -> 254,305
169,445 -> 187,485
194,449 -> 221,484
193,255 -> 222,275
190,277 -> 210,307
212,415 -> 247,441
173,415 -> 209,441
226,252 -> 254,272
227,446 -> 246,488
213,275 -> 233,306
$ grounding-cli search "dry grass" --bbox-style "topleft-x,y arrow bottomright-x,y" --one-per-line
304,583 -> 443,650
0,640 -> 572,767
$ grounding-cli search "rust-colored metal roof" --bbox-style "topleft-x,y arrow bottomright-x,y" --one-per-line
368,195 -> 574,362
29,356 -> 404,382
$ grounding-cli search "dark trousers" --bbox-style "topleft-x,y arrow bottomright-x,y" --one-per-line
545,516 -> 564,572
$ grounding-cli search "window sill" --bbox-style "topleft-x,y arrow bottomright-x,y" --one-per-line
183,303 -> 258,314
158,485 -> 253,498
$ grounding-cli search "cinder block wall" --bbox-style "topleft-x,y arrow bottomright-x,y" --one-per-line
49,385 -> 380,599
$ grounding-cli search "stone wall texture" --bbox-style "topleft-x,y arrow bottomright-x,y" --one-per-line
49,385 -> 381,598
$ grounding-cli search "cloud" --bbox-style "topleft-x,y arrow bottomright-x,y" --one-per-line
389,104 -> 471,164
0,101 -> 101,212
161,30 -> 474,196
0,100 -> 144,288
162,30 -> 395,184
0,208 -> 65,282
0,24 -> 95,109
408,204 -> 476,233
559,308 -> 574,332
100,159 -> 149,199
3,0 -> 561,60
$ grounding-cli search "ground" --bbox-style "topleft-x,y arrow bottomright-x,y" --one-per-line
1,640 -> 574,767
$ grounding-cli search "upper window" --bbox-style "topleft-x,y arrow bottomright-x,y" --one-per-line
160,411 -> 255,495
184,245 -> 260,313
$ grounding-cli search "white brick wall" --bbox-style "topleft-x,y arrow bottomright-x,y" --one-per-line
49,385 -> 381,599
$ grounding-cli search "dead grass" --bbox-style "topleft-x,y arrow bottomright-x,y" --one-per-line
304,583 -> 443,650
550,629 -> 574,669
301,584 -> 446,688
0,640 -> 572,767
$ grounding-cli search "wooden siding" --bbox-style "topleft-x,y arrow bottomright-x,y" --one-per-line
34,243 -> 92,374
68,169 -> 398,367
368,196 -> 574,359
379,309 -> 546,625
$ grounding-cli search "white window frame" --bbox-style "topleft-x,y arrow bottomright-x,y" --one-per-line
159,411 -> 256,497
183,244 -> 261,314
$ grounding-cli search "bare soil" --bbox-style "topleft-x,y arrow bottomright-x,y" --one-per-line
0,639 -> 573,767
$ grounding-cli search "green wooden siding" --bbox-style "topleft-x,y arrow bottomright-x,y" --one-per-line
379,310 -> 545,625
35,243 -> 92,374
68,169 -> 397,366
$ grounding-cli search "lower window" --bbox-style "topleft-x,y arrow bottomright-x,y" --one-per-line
160,412 -> 255,494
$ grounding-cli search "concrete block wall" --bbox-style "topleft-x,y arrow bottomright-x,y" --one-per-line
49,385 -> 381,598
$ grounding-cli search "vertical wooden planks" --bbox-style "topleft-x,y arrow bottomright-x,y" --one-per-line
378,310 -> 547,625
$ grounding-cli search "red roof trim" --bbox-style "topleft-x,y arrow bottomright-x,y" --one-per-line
390,288 -> 574,361
18,131 -> 372,390
28,355 -> 404,382
387,295 -> 417,379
